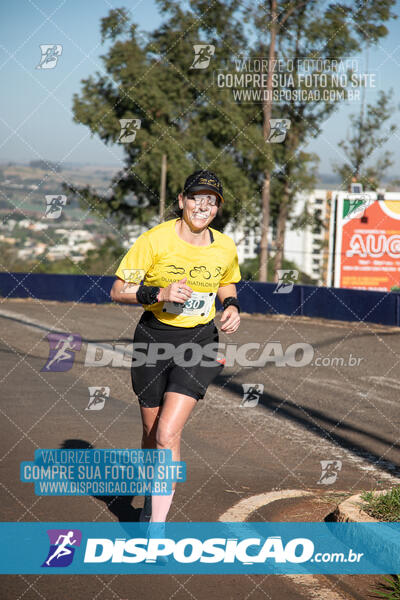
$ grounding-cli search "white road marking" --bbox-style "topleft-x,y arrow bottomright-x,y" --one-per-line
310,377 -> 399,408
0,308 -> 66,334
366,376 -> 400,390
219,489 -> 313,521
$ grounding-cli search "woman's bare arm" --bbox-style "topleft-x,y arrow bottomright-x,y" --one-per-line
110,277 -> 192,305
217,283 -> 237,304
110,278 -> 140,304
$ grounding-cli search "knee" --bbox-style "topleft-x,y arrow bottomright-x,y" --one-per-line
155,426 -> 180,449
142,423 -> 157,442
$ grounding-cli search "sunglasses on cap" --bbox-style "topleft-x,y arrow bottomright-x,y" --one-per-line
185,193 -> 219,207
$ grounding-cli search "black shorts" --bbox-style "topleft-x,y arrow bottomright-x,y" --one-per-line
131,311 -> 224,408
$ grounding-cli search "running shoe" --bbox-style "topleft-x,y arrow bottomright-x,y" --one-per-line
147,520 -> 166,539
146,521 -> 169,565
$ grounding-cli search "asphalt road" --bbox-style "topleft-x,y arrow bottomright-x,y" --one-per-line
1,298 -> 399,600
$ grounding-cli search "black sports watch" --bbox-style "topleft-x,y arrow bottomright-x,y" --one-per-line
222,296 -> 240,313
136,285 -> 161,305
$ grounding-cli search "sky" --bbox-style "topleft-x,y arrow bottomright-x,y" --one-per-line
1,0 -> 400,176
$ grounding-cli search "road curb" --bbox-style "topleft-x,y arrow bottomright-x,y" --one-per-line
331,490 -> 400,575
332,490 -> 388,523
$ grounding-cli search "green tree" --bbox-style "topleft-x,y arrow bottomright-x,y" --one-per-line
333,89 -> 398,190
80,236 -> 125,275
243,0 -> 396,280
7,237 -> 126,276
66,3 -> 260,232
270,146 -> 318,278
240,254 -> 316,285
66,1 -> 396,284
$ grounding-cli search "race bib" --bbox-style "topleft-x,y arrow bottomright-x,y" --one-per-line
162,291 -> 216,317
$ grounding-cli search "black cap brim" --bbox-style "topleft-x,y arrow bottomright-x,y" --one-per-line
184,184 -> 224,203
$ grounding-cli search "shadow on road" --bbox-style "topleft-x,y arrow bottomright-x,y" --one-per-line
60,438 -> 141,523
216,375 -> 400,479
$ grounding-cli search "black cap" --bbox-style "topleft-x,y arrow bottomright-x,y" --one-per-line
183,170 -> 224,204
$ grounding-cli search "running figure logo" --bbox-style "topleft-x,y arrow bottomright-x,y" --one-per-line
118,119 -> 141,143
42,529 -> 81,567
317,460 -> 342,485
41,333 -> 82,372
240,384 -> 264,408
274,270 -> 298,294
44,195 -> 67,219
267,119 -> 291,143
86,386 -> 110,410
121,268 -> 145,293
36,44 -> 63,69
190,44 -> 215,69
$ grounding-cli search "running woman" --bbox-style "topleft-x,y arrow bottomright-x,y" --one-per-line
110,170 -> 241,528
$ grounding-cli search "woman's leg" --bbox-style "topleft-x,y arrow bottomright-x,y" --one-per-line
139,405 -> 161,521
140,405 -> 161,450
150,391 -> 197,522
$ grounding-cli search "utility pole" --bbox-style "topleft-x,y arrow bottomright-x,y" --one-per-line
159,153 -> 167,222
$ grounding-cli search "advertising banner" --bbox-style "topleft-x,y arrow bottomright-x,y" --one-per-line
333,193 -> 400,291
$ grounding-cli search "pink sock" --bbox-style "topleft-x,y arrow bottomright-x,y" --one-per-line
150,489 -> 175,523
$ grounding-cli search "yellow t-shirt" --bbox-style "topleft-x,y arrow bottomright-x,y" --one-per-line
115,218 -> 241,327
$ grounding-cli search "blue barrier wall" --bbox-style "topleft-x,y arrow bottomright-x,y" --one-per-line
230,281 -> 400,327
0,272 -> 399,327
0,272 -> 113,305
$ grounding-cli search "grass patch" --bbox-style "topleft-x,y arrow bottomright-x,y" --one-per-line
360,487 -> 400,522
362,490 -> 400,598
319,492 -> 350,505
371,575 -> 400,599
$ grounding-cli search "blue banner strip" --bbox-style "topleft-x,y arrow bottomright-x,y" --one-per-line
1,522 -> 400,574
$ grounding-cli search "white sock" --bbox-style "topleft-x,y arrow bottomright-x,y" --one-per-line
150,489 -> 175,523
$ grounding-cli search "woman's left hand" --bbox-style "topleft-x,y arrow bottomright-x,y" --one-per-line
219,306 -> 240,333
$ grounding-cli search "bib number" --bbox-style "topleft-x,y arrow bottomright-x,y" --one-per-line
163,291 -> 216,317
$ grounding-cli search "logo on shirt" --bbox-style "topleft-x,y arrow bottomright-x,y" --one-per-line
166,265 -> 223,280
121,269 -> 145,293
122,269 -> 145,284
166,265 -> 186,275
190,266 -> 211,279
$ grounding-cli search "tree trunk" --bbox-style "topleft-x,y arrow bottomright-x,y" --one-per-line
273,181 -> 290,280
258,0 -> 277,282
272,24 -> 297,280
159,153 -> 167,222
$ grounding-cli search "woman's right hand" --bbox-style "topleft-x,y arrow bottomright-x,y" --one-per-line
158,277 -> 192,303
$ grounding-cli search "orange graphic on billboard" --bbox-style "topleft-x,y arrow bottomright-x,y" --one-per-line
338,199 -> 400,291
